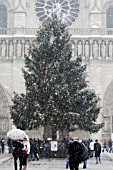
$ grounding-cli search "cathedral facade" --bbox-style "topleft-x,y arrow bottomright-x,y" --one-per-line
0,0 -> 113,142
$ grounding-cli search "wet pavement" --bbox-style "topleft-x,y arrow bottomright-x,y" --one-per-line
0,152 -> 113,170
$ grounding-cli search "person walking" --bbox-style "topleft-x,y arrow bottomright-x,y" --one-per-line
108,139 -> 112,153
81,140 -> 89,169
12,140 -> 24,170
7,138 -> 13,154
1,138 -> 5,153
94,139 -> 101,164
22,137 -> 30,170
67,137 -> 83,170
89,139 -> 94,157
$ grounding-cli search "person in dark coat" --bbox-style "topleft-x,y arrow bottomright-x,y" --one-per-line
81,140 -> 89,169
12,140 -> 24,170
108,139 -> 112,153
94,139 -> 101,164
1,138 -> 5,153
7,138 -> 13,153
68,138 -> 83,170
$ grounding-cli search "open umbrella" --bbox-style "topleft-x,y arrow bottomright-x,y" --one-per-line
7,129 -> 26,140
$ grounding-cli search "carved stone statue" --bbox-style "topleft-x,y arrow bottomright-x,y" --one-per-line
1,41 -> 6,58
17,40 -> 22,58
100,41 -> 106,58
108,41 -> 113,58
9,41 -> 14,58
84,41 -> 90,59
77,41 -> 83,57
25,41 -> 30,56
93,40 -> 99,59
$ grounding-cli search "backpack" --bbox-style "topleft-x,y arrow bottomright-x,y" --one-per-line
95,143 -> 101,152
81,143 -> 89,161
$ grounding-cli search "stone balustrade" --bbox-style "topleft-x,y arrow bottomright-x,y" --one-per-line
0,28 -> 113,61
0,28 -> 113,35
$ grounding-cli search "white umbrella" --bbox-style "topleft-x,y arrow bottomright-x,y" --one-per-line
7,129 -> 26,140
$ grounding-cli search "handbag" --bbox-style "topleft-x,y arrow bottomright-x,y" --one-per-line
23,149 -> 27,155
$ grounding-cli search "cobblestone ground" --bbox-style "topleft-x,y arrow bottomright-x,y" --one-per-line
0,152 -> 113,170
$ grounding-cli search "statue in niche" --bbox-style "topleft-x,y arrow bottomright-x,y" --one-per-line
72,44 -> 75,58
108,41 -> 113,58
1,40 -> 6,58
101,41 -> 106,58
84,41 -> 90,59
77,41 -> 82,57
17,40 -> 22,58
9,41 -> 14,58
93,40 -> 99,59
25,41 -> 30,56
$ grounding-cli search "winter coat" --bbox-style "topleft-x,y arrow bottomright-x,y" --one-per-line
68,140 -> 83,167
94,142 -> 101,157
81,142 -> 89,161
23,140 -> 30,155
12,141 -> 23,158
90,141 -> 94,151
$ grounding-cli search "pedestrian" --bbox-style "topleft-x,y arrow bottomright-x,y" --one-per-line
43,140 -> 50,157
1,138 -> 5,153
7,138 -> 13,153
94,139 -> 101,164
89,139 -> 94,157
28,138 -> 36,161
81,140 -> 89,169
108,139 -> 112,153
67,137 -> 83,170
102,139 -> 108,152
22,137 -> 30,170
12,140 -> 24,170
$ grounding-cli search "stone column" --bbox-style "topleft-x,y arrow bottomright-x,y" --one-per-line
106,40 -> 109,60
98,40 -> 101,60
108,41 -> 113,60
82,41 -> 85,60
90,40 -> 93,60
74,40 -> 77,57
22,39 -> 25,59
13,40 -> 17,59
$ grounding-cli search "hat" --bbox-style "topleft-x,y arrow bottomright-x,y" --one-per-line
72,137 -> 78,140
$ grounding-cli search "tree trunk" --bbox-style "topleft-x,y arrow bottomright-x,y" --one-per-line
52,126 -> 57,140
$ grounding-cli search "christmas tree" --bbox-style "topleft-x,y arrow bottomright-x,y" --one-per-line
10,14 -> 103,139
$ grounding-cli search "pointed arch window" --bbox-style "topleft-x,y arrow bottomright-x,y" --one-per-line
0,4 -> 7,28
106,5 -> 113,28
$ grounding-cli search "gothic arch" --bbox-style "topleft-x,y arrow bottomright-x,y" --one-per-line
0,0 -> 11,9
102,80 -> 113,141
0,4 -> 7,28
0,0 -> 13,28
0,84 -> 10,117
102,1 -> 113,28
0,83 -> 12,138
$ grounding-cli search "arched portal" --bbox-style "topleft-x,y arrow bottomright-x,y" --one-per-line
102,80 -> 113,142
0,84 -> 10,138
0,4 -> 7,28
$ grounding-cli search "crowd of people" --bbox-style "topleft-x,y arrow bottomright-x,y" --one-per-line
66,138 -> 102,170
0,136 -> 113,170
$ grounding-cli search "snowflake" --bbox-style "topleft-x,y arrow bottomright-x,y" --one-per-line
35,0 -> 80,25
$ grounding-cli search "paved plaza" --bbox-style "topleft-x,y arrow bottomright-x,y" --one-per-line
0,152 -> 113,170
